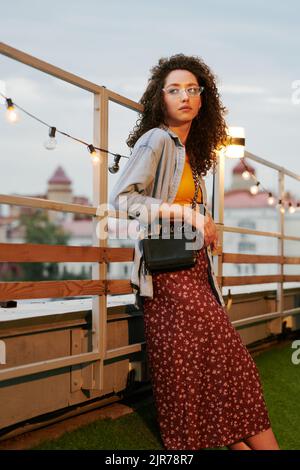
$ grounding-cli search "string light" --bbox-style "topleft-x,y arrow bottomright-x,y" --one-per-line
267,192 -> 275,205
5,98 -> 18,123
87,144 -> 99,164
239,158 -> 298,215
0,91 -> 129,171
277,199 -> 285,213
109,154 -> 122,174
1,90 -> 299,208
44,126 -> 57,150
288,202 -> 295,214
242,170 -> 251,180
250,181 -> 260,195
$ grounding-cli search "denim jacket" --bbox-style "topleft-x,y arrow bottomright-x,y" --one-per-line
109,124 -> 225,310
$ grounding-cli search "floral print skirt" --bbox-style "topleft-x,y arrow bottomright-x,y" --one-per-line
142,245 -> 272,450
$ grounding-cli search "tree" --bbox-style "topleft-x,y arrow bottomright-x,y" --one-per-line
19,210 -> 70,281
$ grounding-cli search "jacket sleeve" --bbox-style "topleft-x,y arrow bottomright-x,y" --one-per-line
108,143 -> 164,227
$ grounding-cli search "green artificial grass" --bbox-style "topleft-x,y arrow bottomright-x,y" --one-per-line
31,341 -> 299,450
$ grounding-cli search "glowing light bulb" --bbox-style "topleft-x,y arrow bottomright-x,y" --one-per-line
250,182 -> 259,195
87,144 -> 99,163
288,203 -> 295,213
44,127 -> 57,150
5,98 -> 18,123
267,192 -> 275,205
242,170 -> 250,180
277,199 -> 285,213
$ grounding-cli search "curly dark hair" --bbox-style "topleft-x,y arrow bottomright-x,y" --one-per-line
126,53 -> 228,176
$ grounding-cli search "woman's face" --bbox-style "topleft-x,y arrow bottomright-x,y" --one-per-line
162,69 -> 202,126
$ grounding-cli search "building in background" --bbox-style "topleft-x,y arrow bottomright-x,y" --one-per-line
0,161 -> 299,290
222,159 -> 300,293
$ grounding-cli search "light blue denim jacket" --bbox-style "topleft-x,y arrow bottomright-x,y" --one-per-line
109,124 -> 225,310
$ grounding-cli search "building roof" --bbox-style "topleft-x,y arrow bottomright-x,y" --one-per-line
48,166 -> 72,185
224,188 -> 299,208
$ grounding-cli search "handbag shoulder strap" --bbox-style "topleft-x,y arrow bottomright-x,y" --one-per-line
191,165 -> 201,209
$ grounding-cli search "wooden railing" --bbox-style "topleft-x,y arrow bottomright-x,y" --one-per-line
1,41 -> 300,388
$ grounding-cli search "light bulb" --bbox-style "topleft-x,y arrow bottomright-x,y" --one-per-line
5,98 -> 18,123
44,127 -> 57,150
250,183 -> 259,195
242,170 -> 250,180
277,199 -> 285,213
87,144 -> 99,163
288,203 -> 295,214
267,193 -> 275,205
91,154 -> 99,164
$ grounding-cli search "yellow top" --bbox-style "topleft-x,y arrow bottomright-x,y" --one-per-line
173,154 -> 202,205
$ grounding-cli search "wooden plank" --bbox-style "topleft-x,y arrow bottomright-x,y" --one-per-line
0,243 -> 134,263
221,275 -> 282,286
104,247 -> 134,262
107,280 -> 132,295
0,42 -> 105,94
105,342 -> 144,360
70,330 -> 83,393
0,279 -> 133,300
222,253 -> 283,264
0,280 -> 106,300
284,275 -> 300,282
0,351 -> 100,382
223,225 -> 281,238
284,257 -> 300,264
0,194 -> 96,215
245,150 -> 300,182
107,88 -> 143,112
0,194 -> 131,221
0,243 -> 100,262
0,43 -> 142,113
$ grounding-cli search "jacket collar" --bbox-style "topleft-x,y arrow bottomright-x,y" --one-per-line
158,124 -> 184,147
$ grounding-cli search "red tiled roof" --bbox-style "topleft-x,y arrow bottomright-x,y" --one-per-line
224,189 -> 299,208
48,166 -> 72,185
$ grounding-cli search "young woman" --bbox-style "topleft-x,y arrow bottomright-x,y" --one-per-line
109,54 -> 280,450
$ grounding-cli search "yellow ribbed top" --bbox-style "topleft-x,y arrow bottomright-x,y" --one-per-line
173,154 -> 202,205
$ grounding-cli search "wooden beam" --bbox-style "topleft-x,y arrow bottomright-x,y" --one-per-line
222,253 -> 283,264
0,280 -> 106,300
0,243 -> 134,263
0,279 -> 133,300
221,275 -> 282,286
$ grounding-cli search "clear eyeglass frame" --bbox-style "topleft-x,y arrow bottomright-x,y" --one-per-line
162,86 -> 205,97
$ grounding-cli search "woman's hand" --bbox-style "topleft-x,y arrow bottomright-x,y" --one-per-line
185,208 -> 218,250
204,212 -> 218,250
159,203 -> 218,250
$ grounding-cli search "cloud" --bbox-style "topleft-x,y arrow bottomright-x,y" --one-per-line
219,84 -> 266,95
265,96 -> 293,104
2,76 -> 43,104
0,80 -> 6,104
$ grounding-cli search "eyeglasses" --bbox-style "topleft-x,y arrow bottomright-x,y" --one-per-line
162,86 -> 204,97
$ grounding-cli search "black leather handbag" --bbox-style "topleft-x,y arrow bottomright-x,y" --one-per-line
141,165 -> 205,273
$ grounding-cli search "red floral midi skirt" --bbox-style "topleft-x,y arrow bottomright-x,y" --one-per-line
142,245 -> 272,450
